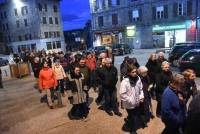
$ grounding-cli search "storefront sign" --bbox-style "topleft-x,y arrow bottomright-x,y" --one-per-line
153,23 -> 186,32
126,26 -> 136,37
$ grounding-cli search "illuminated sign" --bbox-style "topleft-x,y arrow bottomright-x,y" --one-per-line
126,26 -> 136,37
153,23 -> 186,32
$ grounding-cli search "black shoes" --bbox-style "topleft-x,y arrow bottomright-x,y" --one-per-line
49,106 -> 54,109
106,111 -> 113,116
114,111 -> 122,117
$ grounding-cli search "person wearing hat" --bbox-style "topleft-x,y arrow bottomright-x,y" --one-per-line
99,58 -> 122,117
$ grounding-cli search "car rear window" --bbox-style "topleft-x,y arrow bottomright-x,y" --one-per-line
182,52 -> 200,61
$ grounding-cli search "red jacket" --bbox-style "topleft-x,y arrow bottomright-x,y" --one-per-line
39,68 -> 57,90
86,57 -> 96,71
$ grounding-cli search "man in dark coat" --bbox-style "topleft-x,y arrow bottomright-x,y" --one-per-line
0,68 -> 3,88
156,61 -> 172,117
99,58 -> 122,117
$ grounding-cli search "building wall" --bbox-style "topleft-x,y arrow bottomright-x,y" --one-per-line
90,0 -> 199,48
0,0 -> 64,53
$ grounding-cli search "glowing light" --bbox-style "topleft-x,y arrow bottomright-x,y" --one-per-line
13,0 -> 24,9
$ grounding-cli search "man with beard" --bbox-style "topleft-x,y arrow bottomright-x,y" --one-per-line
155,61 -> 172,117
99,58 -> 122,116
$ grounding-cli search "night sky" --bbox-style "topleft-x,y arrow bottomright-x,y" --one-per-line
0,0 -> 91,31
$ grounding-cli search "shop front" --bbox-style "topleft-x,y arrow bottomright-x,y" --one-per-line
93,28 -> 125,47
152,20 -> 197,48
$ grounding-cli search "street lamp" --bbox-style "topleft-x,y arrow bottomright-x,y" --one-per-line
13,0 -> 24,9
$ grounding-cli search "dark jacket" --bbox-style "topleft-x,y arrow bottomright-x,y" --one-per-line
183,80 -> 197,101
156,70 -> 172,94
79,65 -> 90,86
145,60 -> 159,83
32,62 -> 41,78
161,87 -> 186,129
98,66 -> 118,89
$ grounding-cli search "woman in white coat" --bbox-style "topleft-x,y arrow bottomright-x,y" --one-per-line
120,65 -> 144,134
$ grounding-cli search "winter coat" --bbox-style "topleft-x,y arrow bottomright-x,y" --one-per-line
120,76 -> 144,109
80,65 -> 90,86
86,57 -> 96,71
183,80 -> 197,101
52,65 -> 66,80
66,73 -> 87,105
39,68 -> 57,89
32,62 -> 41,78
145,60 -> 159,83
156,70 -> 172,94
161,87 -> 186,129
98,66 -> 118,89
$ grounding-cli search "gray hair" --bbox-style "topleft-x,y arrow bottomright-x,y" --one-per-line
138,66 -> 148,73
161,61 -> 169,67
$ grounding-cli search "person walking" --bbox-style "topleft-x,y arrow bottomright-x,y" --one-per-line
120,65 -> 144,134
138,66 -> 155,126
39,60 -> 57,109
161,74 -> 186,134
155,61 -> 172,117
182,69 -> 197,103
145,53 -> 159,100
99,58 -> 122,117
66,65 -> 89,120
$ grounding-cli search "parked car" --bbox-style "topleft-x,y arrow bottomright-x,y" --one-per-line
168,42 -> 200,66
112,44 -> 132,56
93,45 -> 108,55
0,58 -> 8,67
178,49 -> 200,76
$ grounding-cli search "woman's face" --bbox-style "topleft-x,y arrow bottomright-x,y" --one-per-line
43,62 -> 48,68
151,54 -> 157,61
162,64 -> 170,72
129,69 -> 137,78
189,73 -> 196,81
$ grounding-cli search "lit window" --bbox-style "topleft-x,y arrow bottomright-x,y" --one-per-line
156,6 -> 164,19
132,10 -> 139,21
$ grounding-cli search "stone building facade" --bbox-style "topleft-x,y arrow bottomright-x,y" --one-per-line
0,0 -> 65,53
90,0 -> 200,48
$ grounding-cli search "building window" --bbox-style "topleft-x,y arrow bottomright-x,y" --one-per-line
96,0 -> 105,10
49,32 -> 52,38
29,34 -> 32,40
4,12 -> 7,18
54,32 -> 57,37
44,4 -> 47,12
52,42 -> 56,49
53,5 -> 58,12
46,42 -> 52,50
56,41 -> 61,48
49,17 -> 53,24
112,14 -> 118,25
132,10 -> 139,21
44,32 -> 48,38
25,34 -> 29,40
42,17 -> 47,24
14,8 -> 18,16
56,32 -> 60,37
111,0 -> 120,6
38,3 -> 42,11
156,6 -> 164,19
24,19 -> 28,26
0,13 -> 3,19
55,17 -> 59,24
21,6 -> 28,15
178,3 -> 184,16
16,20 -> 20,28
6,23 -> 9,30
18,35 -> 22,41
98,16 -> 104,27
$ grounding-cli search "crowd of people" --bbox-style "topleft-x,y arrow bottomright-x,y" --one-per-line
4,49 -> 200,134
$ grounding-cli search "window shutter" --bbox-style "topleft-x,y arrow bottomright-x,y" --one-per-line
187,0 -> 192,16
164,5 -> 168,18
173,3 -> 178,17
117,0 -> 120,5
152,7 -> 156,20
128,10 -> 132,22
139,8 -> 142,21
